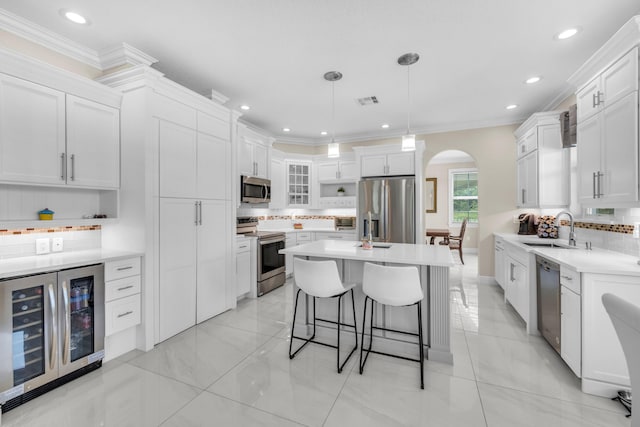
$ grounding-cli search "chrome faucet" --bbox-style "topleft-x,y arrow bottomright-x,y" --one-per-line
556,210 -> 577,246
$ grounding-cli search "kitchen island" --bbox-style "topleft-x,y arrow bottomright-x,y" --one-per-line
280,240 -> 455,364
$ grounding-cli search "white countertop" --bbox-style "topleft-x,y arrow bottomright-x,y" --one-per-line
280,240 -> 455,267
495,233 -> 640,276
0,249 -> 143,279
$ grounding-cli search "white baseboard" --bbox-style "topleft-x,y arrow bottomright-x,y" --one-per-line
477,275 -> 498,285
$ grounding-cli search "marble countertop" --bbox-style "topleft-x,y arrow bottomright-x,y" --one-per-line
280,240 -> 455,267
0,248 -> 143,279
495,233 -> 640,276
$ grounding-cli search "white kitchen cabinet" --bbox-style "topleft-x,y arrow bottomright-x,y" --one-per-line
576,47 -> 638,122
285,232 -> 297,277
196,199 -> 228,322
577,91 -> 638,205
514,112 -> 568,208
104,257 -> 142,337
269,157 -> 286,209
287,161 -> 312,207
158,198 -> 228,339
505,254 -> 527,321
581,272 -> 640,392
238,130 -> 270,179
361,152 -> 414,177
65,95 -> 120,189
0,74 -> 120,190
317,160 -> 357,182
0,73 -> 65,185
236,238 -> 251,297
494,236 -> 505,289
561,284 -> 581,377
314,231 -> 357,241
159,122 -> 230,200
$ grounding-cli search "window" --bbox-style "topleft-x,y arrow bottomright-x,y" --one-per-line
449,169 -> 478,224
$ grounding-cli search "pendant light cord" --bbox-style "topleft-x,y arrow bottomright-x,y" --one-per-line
406,64 -> 411,134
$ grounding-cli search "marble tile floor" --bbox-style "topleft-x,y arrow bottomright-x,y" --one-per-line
2,254 -> 631,426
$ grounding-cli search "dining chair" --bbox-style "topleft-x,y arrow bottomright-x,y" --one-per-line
440,218 -> 468,264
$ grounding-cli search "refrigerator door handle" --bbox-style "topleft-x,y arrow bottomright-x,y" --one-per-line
48,283 -> 57,370
62,281 -> 70,366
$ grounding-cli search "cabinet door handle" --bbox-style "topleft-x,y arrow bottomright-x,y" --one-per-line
592,93 -> 598,108
596,171 -> 603,198
510,263 -> 515,282
62,281 -> 70,365
597,91 -> 604,106
48,283 -> 57,370
70,154 -> 75,181
117,266 -> 133,271
117,285 -> 134,291
521,189 -> 525,205
195,201 -> 199,225
60,153 -> 66,181
117,311 -> 134,318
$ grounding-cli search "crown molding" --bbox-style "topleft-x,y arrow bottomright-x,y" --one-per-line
540,84 -> 576,112
514,110 -> 563,138
567,15 -> 640,90
98,43 -> 158,69
207,88 -> 229,105
0,8 -> 159,72
0,8 -> 101,68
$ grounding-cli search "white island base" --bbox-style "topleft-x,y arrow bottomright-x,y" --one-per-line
281,240 -> 455,364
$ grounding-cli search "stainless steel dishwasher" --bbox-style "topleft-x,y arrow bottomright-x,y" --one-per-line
536,256 -> 561,354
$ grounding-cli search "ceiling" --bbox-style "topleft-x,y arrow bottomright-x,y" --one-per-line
1,1 -> 639,144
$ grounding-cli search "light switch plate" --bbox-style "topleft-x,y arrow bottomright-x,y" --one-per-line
52,238 -> 63,252
36,238 -> 50,255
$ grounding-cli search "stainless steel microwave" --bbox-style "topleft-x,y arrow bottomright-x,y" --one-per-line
241,176 -> 271,203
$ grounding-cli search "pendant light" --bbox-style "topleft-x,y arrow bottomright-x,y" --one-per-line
324,70 -> 342,158
398,53 -> 419,152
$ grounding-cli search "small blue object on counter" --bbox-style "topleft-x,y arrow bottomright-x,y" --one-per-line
38,208 -> 54,220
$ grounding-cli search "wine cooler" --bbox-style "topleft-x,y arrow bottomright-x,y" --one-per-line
0,264 -> 104,412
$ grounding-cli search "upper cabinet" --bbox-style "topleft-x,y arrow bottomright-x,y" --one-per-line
575,47 -> 639,206
514,112 -> 569,208
360,151 -> 414,177
237,124 -> 272,179
317,159 -> 357,182
0,73 -> 120,189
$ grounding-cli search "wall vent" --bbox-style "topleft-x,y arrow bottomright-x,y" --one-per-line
356,96 -> 379,106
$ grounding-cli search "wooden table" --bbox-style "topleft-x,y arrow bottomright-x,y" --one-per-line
426,228 -> 450,245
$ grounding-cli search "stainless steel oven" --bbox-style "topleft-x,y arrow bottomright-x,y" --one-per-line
257,232 -> 285,296
241,176 -> 271,204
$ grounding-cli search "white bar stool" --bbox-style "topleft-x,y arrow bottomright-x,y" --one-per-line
289,258 -> 358,373
359,262 -> 424,389
602,293 -> 639,423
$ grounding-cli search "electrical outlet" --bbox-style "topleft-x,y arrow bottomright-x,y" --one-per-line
52,238 -> 63,252
36,238 -> 50,255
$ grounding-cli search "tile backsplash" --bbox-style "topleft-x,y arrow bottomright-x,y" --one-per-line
0,225 -> 102,259
558,222 -> 640,257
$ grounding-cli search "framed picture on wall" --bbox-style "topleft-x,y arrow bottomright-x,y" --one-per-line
425,177 -> 437,213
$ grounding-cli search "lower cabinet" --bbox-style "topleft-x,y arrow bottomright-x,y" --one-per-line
159,198 -> 228,342
494,236 -> 505,289
561,284 -> 581,377
236,238 -> 251,297
104,257 -> 142,336
505,252 -> 528,321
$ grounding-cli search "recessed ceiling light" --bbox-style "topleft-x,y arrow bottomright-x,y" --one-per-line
320,131 -> 328,136
282,128 -> 291,132
381,124 -> 390,129
525,76 -> 541,84
555,27 -> 580,40
60,9 -> 89,24
240,105 -> 250,111
506,104 -> 518,110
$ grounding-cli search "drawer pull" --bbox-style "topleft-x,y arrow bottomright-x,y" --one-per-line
117,311 -> 134,318
117,266 -> 134,271
117,285 -> 134,291
561,275 -> 573,281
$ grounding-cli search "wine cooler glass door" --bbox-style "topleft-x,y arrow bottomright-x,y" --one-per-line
57,265 -> 105,377
0,272 -> 58,402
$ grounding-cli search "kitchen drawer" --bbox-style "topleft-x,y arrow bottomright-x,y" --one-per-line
296,232 -> 312,242
105,293 -> 141,336
105,275 -> 141,302
560,266 -> 580,294
235,240 -> 250,253
105,257 -> 141,281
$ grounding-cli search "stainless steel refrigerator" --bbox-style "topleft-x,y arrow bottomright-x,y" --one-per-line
357,176 -> 415,243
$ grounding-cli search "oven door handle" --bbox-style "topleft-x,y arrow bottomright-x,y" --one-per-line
262,184 -> 268,202
259,237 -> 285,245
